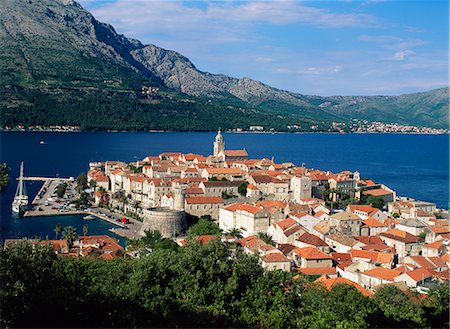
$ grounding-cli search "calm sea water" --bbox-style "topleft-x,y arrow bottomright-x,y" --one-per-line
1,131 -> 448,242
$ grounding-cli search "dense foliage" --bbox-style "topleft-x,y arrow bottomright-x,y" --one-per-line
0,87 -> 331,132
0,162 -> 9,192
0,242 -> 448,328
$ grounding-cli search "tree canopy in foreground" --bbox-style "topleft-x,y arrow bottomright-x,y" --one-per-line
0,241 -> 448,328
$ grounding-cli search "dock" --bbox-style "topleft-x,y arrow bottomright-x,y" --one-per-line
22,177 -> 143,240
18,176 -> 72,182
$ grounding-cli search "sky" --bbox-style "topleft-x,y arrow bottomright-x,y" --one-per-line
78,0 -> 449,96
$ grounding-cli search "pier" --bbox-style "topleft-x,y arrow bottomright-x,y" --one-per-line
18,176 -> 72,182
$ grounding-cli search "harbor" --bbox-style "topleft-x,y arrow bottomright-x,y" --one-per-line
15,173 -> 143,241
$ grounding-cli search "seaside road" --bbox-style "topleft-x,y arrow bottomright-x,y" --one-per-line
93,208 -> 143,240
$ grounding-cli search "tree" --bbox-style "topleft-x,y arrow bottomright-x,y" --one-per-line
141,229 -> 163,248
75,173 -> 88,193
133,200 -> 141,213
89,180 -> 97,190
187,218 -> 222,237
54,223 -> 62,239
257,232 -> 275,246
75,191 -> 90,209
61,226 -> 78,248
226,228 -> 243,239
374,284 -> 425,327
120,195 -> 128,209
238,182 -> 248,196
392,212 -> 400,218
0,162 -> 10,192
365,195 -> 385,209
83,224 -> 89,236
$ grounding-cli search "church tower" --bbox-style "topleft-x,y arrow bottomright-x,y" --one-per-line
213,129 -> 225,156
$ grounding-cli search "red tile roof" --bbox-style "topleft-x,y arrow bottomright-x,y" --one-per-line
296,232 -> 328,247
185,196 -> 223,204
363,268 -> 401,281
262,252 -> 290,263
331,252 -> 352,263
315,276 -> 372,297
402,268 -> 433,282
224,150 -> 248,157
380,229 -> 420,243
293,246 -> 332,260
223,203 -> 263,214
195,235 -> 219,245
295,267 -> 337,276
355,236 -> 385,245
363,189 -> 393,196
362,217 -> 385,227
275,217 -> 298,231
350,249 -> 394,264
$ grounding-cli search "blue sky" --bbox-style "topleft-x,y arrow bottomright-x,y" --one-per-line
78,0 -> 448,96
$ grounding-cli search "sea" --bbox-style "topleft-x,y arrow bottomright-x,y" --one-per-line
1,131 -> 448,244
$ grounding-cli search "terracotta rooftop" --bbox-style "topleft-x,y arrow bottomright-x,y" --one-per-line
293,246 -> 332,260
380,229 -> 420,243
262,252 -> 290,263
315,276 -> 372,297
403,267 -> 433,282
185,196 -> 223,204
296,232 -> 328,247
350,249 -> 394,264
223,203 -> 263,215
362,217 -> 385,227
295,267 -> 337,276
363,189 -> 392,196
362,267 -> 401,281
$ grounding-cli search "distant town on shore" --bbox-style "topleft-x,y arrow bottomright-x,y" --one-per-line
2,120 -> 448,134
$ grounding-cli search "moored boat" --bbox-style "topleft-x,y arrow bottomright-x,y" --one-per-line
12,162 -> 28,214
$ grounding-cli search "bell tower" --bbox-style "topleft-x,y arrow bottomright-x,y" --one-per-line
213,129 -> 225,156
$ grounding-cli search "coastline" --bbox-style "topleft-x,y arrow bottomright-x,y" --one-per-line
1,129 -> 448,135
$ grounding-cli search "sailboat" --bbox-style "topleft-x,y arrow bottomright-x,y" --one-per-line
12,162 -> 28,213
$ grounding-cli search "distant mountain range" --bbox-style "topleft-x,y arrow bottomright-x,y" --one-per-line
0,0 -> 448,130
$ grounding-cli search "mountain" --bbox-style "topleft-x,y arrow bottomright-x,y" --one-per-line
0,0 -> 448,130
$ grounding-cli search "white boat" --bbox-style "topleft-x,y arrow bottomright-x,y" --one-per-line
83,215 -> 95,220
12,162 -> 28,213
39,140 -> 45,145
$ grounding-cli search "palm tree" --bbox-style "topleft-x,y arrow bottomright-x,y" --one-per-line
62,226 -> 78,248
257,232 -> 275,246
83,224 -> 89,236
54,223 -> 62,240
133,200 -> 141,214
226,228 -> 243,239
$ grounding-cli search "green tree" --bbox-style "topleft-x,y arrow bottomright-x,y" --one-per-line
392,212 -> 400,218
0,162 -> 10,192
75,191 -> 90,209
257,232 -> 275,246
75,173 -> 88,193
238,182 -> 248,196
374,284 -> 425,327
365,195 -> 385,209
89,179 -> 97,190
187,218 -> 222,237
226,228 -> 243,239
141,229 -> 163,248
61,226 -> 78,248
83,224 -> 89,236
54,223 -> 62,240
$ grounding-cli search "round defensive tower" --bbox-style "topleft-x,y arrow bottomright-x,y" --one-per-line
172,185 -> 186,211
140,208 -> 187,238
